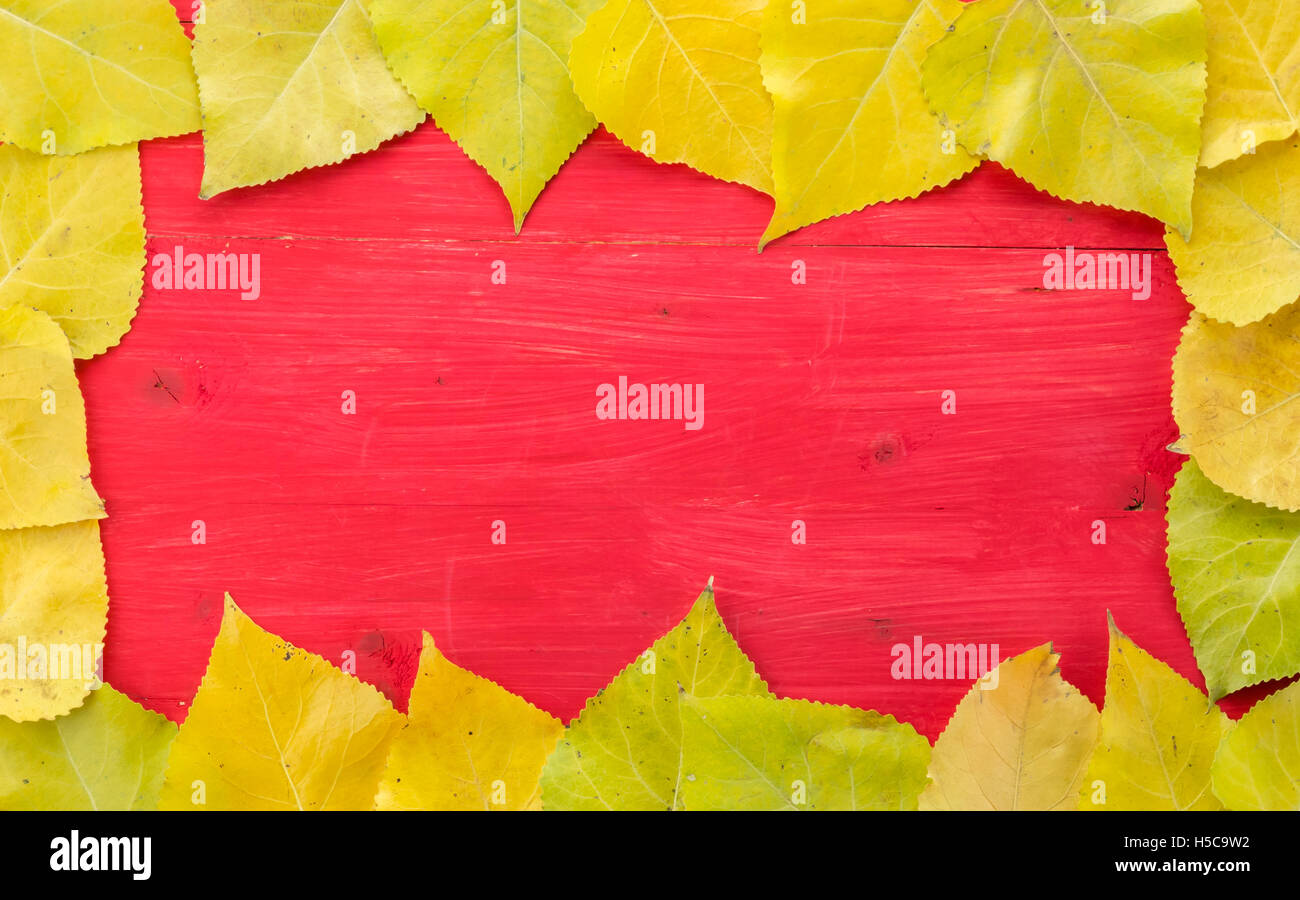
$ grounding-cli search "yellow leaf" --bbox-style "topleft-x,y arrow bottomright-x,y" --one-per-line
0,521 -> 107,722
375,633 -> 562,810
759,0 -> 978,246
1198,0 -> 1300,169
1211,679 -> 1300,810
160,595 -> 402,810
0,0 -> 199,155
0,143 -> 144,358
1172,306 -> 1300,511
192,0 -> 426,198
1080,617 -> 1230,810
922,0 -> 1207,238
364,0 -> 601,231
0,305 -> 105,530
568,0 -> 773,193
920,643 -> 1098,810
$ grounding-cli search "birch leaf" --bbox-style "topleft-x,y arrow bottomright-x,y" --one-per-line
759,0 -> 978,246
921,0 -> 1207,238
1172,306 -> 1300,511
0,0 -> 199,155
0,686 -> 175,810
0,305 -> 105,530
1080,617 -> 1230,810
920,643 -> 1098,810
1199,0 -> 1300,169
1165,139 -> 1300,326
1167,458 -> 1300,698
159,595 -> 402,810
375,632 -> 562,810
1211,679 -> 1300,810
568,0 -> 773,193
0,521 -> 108,722
540,583 -> 769,810
681,695 -> 930,811
364,0 -> 601,231
0,143 -> 144,359
192,0 -> 426,198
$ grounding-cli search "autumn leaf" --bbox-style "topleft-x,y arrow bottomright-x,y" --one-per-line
364,0 -> 601,231
758,0 -> 978,246
0,305 -> 105,530
1172,306 -> 1300,511
1165,139 -> 1300,325
1198,0 -> 1300,169
922,0 -> 1207,238
1080,617 -> 1230,810
680,695 -> 930,810
1211,678 -> 1300,810
0,0 -> 199,155
920,643 -> 1098,810
374,633 -> 562,810
191,0 -> 426,198
540,583 -> 769,809
568,0 -> 773,193
0,686 -> 175,810
0,143 -> 144,359
159,595 -> 402,810
1167,458 -> 1300,698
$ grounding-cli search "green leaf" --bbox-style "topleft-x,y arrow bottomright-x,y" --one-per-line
540,583 -> 769,809
1212,679 -> 1300,810
681,695 -> 930,810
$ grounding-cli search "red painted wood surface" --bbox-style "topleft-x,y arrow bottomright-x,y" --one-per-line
73,8 -> 1269,736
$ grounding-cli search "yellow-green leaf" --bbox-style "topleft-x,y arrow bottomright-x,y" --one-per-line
375,632 -> 562,810
1080,617 -> 1230,810
922,0 -> 1207,238
1172,306 -> 1300,511
1199,0 -> 1300,169
681,695 -> 930,810
0,143 -> 144,358
0,305 -> 105,530
759,0 -> 978,246
0,685 -> 176,810
160,595 -> 402,810
364,0 -> 601,231
920,643 -> 1098,810
0,0 -> 199,155
0,520 -> 108,722
1211,679 -> 1300,810
1166,139 -> 1300,325
540,583 -> 769,809
568,0 -> 773,193
192,0 -> 426,198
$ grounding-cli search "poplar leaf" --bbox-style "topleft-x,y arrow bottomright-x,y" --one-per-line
540,583 -> 769,810
0,305 -> 105,530
1165,139 -> 1300,326
568,0 -> 773,193
159,595 -> 402,810
921,0 -> 1207,238
1080,617 -> 1230,810
0,0 -> 199,155
1167,458 -> 1300,698
192,0 -> 426,198
680,695 -> 931,811
0,686 -> 175,810
759,0 -> 978,246
0,143 -> 144,359
375,633 -> 562,810
1172,306 -> 1300,511
364,0 -> 601,231
1211,679 -> 1300,810
0,521 -> 108,722
920,643 -> 1098,810
1199,0 -> 1300,169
